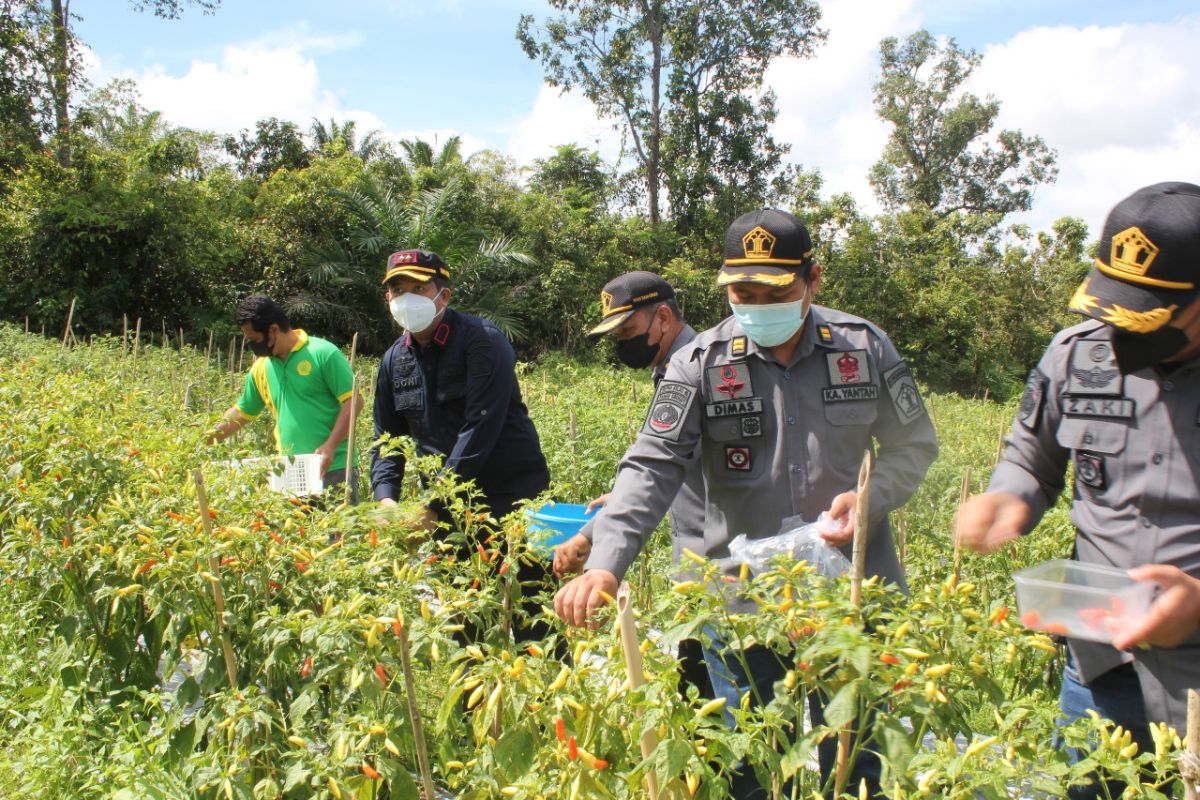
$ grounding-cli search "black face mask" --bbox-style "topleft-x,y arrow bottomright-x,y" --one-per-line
1110,325 -> 1189,374
247,333 -> 274,358
615,325 -> 661,369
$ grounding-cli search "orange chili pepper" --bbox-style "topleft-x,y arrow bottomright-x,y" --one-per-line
269,531 -> 283,545
593,759 -> 609,770
498,562 -> 510,576
369,530 -> 378,547
568,736 -> 578,761
880,653 -> 900,665
136,558 -> 157,576
1020,611 -> 1041,628
555,718 -> 565,741
300,656 -> 312,678
990,606 -> 1010,625
361,763 -> 381,780
375,664 -> 387,687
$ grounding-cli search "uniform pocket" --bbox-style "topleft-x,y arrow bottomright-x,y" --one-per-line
1054,417 -> 1128,455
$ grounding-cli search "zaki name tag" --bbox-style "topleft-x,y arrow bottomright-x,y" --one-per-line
1063,396 -> 1135,420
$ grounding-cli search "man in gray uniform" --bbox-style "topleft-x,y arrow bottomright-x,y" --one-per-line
552,271 -> 711,697
956,182 -> 1200,798
556,209 -> 938,798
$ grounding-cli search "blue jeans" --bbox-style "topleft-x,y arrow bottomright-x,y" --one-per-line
703,640 -> 881,799
1058,658 -> 1153,800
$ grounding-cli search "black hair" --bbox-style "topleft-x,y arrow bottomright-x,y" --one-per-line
431,276 -> 451,292
650,297 -> 683,321
235,294 -> 291,335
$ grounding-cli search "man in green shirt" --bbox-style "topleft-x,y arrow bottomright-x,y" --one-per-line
209,295 -> 363,497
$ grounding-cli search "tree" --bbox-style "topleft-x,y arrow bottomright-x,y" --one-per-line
223,117 -> 310,179
517,0 -> 824,226
309,116 -> 385,162
869,30 -> 1057,219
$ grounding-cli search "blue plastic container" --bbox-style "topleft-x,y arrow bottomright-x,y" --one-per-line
527,502 -> 597,557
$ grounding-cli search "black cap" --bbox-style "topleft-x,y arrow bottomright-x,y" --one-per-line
382,249 -> 451,284
1069,182 -> 1200,332
718,209 -> 814,287
586,271 -> 675,339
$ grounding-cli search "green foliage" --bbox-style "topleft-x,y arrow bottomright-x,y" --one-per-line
0,326 -> 1187,798
870,30 -> 1058,219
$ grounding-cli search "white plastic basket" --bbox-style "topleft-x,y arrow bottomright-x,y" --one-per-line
229,454 -> 325,497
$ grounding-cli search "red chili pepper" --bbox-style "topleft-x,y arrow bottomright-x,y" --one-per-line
880,653 -> 900,665
369,530 -> 378,547
220,557 -> 236,567
498,562 -> 510,576
136,558 -> 157,576
393,620 -> 401,637
568,736 -> 578,761
207,509 -> 217,519
477,544 -> 487,560
165,511 -> 184,521
424,555 -> 438,565
555,718 -> 565,741
797,661 -> 809,670
471,579 -> 480,590
593,759 -> 609,770
361,763 -> 381,780
295,561 -> 309,573
127,449 -> 139,457
62,537 -> 70,548
892,680 -> 912,691
990,606 -> 1010,625
268,580 -> 282,591
269,531 -> 283,545
375,664 -> 387,687
300,656 -> 312,678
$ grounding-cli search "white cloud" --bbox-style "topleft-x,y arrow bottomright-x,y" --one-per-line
503,85 -> 623,168
971,16 -> 1200,232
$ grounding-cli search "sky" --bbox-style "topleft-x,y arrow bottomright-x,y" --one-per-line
76,0 -> 1200,236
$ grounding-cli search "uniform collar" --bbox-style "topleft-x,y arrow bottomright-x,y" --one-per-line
405,309 -> 455,351
653,323 -> 696,381
290,329 -> 309,353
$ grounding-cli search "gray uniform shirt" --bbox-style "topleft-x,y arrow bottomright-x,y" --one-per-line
580,325 -> 705,577
989,319 -> 1200,729
584,306 -> 938,597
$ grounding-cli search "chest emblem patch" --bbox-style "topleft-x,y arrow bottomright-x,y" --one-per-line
1067,340 -> 1121,396
706,362 -> 755,400
296,360 -> 313,377
826,350 -> 871,386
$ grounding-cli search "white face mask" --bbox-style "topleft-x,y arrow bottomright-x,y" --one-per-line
389,289 -> 444,333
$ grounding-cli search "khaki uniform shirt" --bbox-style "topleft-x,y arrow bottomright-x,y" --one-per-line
989,319 -> 1200,730
584,306 -> 938,598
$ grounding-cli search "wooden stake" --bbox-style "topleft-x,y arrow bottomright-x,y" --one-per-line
60,296 -> 76,350
178,328 -> 184,352
895,509 -> 907,569
343,374 -> 360,507
193,470 -> 239,688
161,319 -> 168,349
836,449 -> 873,797
237,336 -> 245,372
395,623 -> 437,800
994,420 -> 1007,467
347,331 -> 359,370
206,331 -> 214,368
955,469 -> 971,584
24,316 -> 28,335
132,318 -> 142,364
1186,689 -> 1200,800
122,315 -> 128,357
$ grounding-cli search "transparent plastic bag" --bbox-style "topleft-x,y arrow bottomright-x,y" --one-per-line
728,512 -> 851,579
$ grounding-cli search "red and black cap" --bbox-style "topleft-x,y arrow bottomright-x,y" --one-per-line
586,271 -> 675,339
718,208 -> 814,287
1069,182 -> 1200,332
381,249 -> 451,285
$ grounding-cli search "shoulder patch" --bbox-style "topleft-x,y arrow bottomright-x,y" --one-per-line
1018,369 -> 1047,431
882,362 -> 925,425
642,380 -> 697,442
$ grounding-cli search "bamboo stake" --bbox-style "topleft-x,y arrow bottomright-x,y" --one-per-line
178,327 -> 184,352
132,318 -> 142,364
1185,690 -> 1200,800
347,331 -> 359,369
835,450 -> 873,796
895,508 -> 907,570
60,296 -> 76,350
24,316 -> 29,335
617,583 -> 687,800
193,470 -> 239,688
122,315 -> 128,357
396,622 -> 437,800
343,374 -> 360,507
161,320 -> 168,349
206,330 -> 214,368
994,420 -> 1007,467
955,469 -> 971,584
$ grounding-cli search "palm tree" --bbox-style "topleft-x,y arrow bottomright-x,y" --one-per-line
309,117 -> 386,162
288,173 -> 533,349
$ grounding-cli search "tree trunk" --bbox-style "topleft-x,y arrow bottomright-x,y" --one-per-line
50,0 -> 72,167
646,1 -> 662,226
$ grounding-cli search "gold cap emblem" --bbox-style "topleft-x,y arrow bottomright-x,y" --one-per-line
1108,226 -> 1158,278
600,291 -> 614,317
742,226 -> 776,261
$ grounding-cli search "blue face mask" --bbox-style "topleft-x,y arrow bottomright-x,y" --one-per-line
729,287 -> 809,347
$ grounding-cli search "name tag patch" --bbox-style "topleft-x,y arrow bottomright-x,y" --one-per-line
642,380 -> 697,442
1068,340 -> 1122,396
706,362 -> 755,401
725,446 -> 752,471
1063,396 -> 1135,419
883,362 -> 924,424
822,385 -> 880,403
827,350 -> 871,386
706,398 -> 764,417
1075,452 -> 1106,490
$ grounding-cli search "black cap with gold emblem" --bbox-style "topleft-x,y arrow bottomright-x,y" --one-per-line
718,208 -> 814,287
381,249 -> 451,285
586,271 -> 675,339
1069,182 -> 1200,333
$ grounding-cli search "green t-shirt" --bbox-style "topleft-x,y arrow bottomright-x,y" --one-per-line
235,330 -> 355,471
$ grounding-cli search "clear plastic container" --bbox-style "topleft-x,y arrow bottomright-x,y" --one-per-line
1013,559 -> 1157,643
